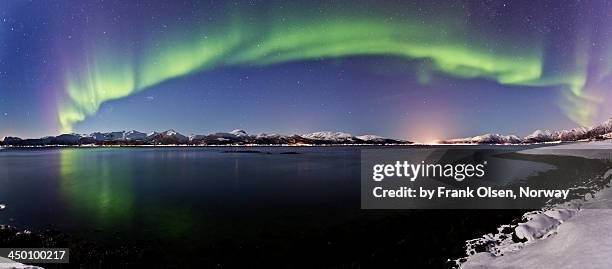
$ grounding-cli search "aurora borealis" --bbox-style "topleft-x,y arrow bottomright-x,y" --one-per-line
1,0 -> 611,142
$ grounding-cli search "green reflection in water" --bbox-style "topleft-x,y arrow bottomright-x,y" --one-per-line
59,148 -> 134,227
58,148 -> 196,238
149,207 -> 196,239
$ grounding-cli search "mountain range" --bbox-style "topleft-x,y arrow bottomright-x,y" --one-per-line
3,117 -> 612,146
0,129 -> 410,146
441,118 -> 612,144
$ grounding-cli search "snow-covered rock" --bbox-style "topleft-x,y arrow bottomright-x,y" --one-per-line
514,210 -> 576,242
462,207 -> 612,269
0,257 -> 41,269
229,129 -> 249,137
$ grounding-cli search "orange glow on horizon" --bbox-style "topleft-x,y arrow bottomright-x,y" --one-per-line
424,138 -> 442,145
400,114 -> 454,144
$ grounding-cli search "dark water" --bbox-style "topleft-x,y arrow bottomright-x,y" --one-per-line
0,147 -> 362,233
1,146 -> 597,268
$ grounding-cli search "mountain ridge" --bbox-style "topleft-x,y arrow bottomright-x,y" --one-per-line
4,118 -> 612,146
441,118 -> 612,144
1,130 -> 410,146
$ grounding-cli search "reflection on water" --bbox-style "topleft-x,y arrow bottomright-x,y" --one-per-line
1,146 -> 569,236
1,146 -> 608,267
59,148 -> 196,237
0,147 -> 363,240
59,148 -> 134,227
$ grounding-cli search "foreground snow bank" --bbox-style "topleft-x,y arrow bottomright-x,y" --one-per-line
514,208 -> 578,242
0,256 -> 42,269
461,141 -> 612,268
463,189 -> 612,268
520,140 -> 612,159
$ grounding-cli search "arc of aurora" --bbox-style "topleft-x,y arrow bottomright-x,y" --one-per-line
58,6 -> 608,132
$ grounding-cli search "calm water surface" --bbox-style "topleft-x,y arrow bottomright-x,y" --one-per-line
0,147 -> 360,234
0,146 -> 584,268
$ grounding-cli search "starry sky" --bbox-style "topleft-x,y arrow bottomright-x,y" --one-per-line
0,0 -> 611,142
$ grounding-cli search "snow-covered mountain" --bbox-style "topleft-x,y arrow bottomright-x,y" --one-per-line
523,129 -> 556,143
229,129 -> 249,137
125,130 -> 147,141
302,131 -> 354,142
3,117 -> 612,146
255,133 -> 283,139
88,130 -> 147,142
443,134 -> 522,144
442,117 -> 612,144
355,134 -> 409,144
523,127 -> 590,143
1,129 -> 408,146
188,134 -> 207,143
46,133 -> 82,145
200,130 -> 255,144
556,127 -> 588,141
145,130 -> 189,144
587,118 -> 612,137
356,135 -> 385,142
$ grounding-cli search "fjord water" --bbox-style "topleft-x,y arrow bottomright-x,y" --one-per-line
0,147 -> 360,235
0,146 -> 592,267
0,147 -> 373,266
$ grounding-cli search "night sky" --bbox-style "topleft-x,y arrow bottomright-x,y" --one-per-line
0,0 -> 611,142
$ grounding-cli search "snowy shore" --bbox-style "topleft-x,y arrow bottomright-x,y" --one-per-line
0,256 -> 41,269
461,140 -> 612,268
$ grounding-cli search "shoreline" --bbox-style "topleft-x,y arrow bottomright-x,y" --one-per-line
2,143 -> 607,267
1,143 -> 413,148
457,141 -> 612,268
0,141 -> 578,149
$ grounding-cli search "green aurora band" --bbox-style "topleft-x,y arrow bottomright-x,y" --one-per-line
58,5 -> 609,132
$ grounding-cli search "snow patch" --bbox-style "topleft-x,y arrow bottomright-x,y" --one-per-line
356,135 -> 385,142
0,256 -> 42,269
255,133 -> 282,139
514,209 -> 577,242
460,141 -> 612,268
229,129 -> 249,137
